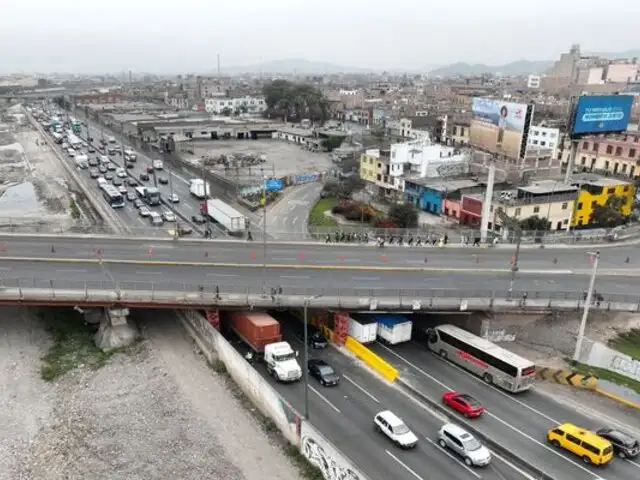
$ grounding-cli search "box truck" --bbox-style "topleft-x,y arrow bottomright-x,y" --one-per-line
189,178 -> 210,199
229,312 -> 302,382
348,314 -> 378,344
374,314 -> 413,345
201,198 -> 247,235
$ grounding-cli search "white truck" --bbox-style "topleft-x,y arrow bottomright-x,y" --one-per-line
189,178 -> 210,199
348,315 -> 378,344
264,342 -> 302,382
107,135 -> 116,143
152,159 -> 163,170
201,198 -> 246,235
374,314 -> 413,345
124,148 -> 137,161
74,154 -> 89,169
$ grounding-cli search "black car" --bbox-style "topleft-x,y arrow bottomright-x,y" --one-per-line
295,326 -> 328,349
191,214 -> 206,224
127,178 -> 138,187
158,176 -> 169,185
308,359 -> 339,387
88,147 -> 95,153
112,178 -> 122,186
133,199 -> 144,209
596,428 -> 639,458
126,162 -> 135,169
139,173 -> 150,181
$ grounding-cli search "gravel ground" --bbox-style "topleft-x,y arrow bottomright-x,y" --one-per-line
0,307 -> 301,480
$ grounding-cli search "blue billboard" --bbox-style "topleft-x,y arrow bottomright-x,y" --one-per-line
265,178 -> 284,191
572,95 -> 634,137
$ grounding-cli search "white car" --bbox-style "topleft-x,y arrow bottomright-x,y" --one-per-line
138,206 -> 151,217
374,410 -> 418,449
168,193 -> 179,203
162,210 -> 176,222
437,423 -> 491,467
116,168 -> 127,178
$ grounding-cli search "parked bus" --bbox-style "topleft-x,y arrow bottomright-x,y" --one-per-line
101,185 -> 125,208
425,324 -> 536,393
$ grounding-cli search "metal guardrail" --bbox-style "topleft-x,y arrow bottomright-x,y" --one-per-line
0,279 -> 639,312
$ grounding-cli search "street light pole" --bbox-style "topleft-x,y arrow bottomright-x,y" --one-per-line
261,167 -> 267,294
507,229 -> 522,299
303,300 -> 310,420
573,251 -> 600,363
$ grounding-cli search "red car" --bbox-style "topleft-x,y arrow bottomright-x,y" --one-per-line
442,391 -> 484,418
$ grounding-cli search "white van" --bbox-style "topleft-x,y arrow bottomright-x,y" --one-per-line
97,177 -> 108,188
67,148 -> 75,157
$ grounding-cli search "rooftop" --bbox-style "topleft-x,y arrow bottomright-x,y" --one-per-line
405,176 -> 479,193
571,173 -> 633,187
518,180 -> 578,195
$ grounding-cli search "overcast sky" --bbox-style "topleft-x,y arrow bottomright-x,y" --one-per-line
2,0 -> 639,74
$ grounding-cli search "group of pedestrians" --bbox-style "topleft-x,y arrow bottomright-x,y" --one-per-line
323,231 -> 485,248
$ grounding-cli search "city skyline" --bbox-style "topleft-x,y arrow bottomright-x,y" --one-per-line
1,0 -> 639,74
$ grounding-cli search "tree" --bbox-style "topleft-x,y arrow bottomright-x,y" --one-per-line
263,80 -> 329,123
591,195 -> 627,227
519,215 -> 549,231
388,203 -> 419,229
221,107 -> 232,116
322,135 -> 344,152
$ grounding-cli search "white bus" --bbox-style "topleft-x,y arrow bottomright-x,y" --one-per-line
101,184 -> 125,208
426,324 -> 536,393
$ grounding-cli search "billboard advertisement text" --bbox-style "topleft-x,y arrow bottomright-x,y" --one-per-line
470,98 -> 530,160
572,95 -> 634,137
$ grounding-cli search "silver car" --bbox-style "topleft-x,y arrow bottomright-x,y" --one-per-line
437,423 -> 491,467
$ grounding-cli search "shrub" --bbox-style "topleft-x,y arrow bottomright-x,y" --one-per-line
375,218 -> 397,228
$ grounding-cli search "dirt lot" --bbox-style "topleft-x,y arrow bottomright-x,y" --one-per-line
0,307 -> 300,480
0,105 -> 78,232
182,138 -> 333,184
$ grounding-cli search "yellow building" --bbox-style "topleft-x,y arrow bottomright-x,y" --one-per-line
359,150 -> 378,183
571,176 -> 635,227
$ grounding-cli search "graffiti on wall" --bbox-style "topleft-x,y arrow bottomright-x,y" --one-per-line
300,422 -> 366,480
484,328 -> 517,343
610,355 -> 640,382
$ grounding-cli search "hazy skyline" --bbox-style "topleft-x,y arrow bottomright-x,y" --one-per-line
2,0 -> 639,74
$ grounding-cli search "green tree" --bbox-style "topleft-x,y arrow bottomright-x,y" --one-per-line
388,203 -> 419,229
69,199 -> 81,220
519,215 -> 549,231
591,195 -> 627,227
263,80 -> 329,123
321,135 -> 344,152
221,107 -> 232,116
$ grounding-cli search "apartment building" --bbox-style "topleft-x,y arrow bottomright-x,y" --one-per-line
359,148 -> 404,200
528,125 -> 560,159
571,174 -> 635,227
572,133 -> 640,179
527,75 -> 541,88
204,95 -> 267,114
492,181 -> 578,232
450,120 -> 470,146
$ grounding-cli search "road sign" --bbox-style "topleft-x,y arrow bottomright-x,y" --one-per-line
265,178 -> 284,191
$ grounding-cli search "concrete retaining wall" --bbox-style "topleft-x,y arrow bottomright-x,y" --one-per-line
179,310 -> 370,480
579,337 -> 640,382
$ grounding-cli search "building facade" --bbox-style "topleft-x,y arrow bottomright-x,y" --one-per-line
528,125 -> 560,160
571,176 -> 634,227
527,75 -> 541,88
204,95 -> 266,114
572,134 -> 640,179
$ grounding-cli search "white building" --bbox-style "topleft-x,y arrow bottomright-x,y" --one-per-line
527,125 -> 560,160
204,96 -> 267,115
527,75 -> 541,89
390,138 -> 468,179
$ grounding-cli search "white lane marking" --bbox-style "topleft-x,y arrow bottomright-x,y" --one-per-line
519,269 -> 574,275
280,275 -> 310,280
308,385 -> 341,414
292,216 -> 298,225
490,450 -> 538,480
0,267 -> 12,271
352,276 -> 381,281
385,450 -> 425,480
377,343 -> 606,479
342,374 -> 380,403
135,271 -> 162,275
626,459 -> 640,470
424,437 -> 481,479
55,269 -> 87,273
205,273 -> 238,278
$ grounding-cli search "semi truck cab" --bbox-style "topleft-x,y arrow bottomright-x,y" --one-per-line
264,342 -> 302,382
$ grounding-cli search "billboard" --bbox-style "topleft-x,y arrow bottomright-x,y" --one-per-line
571,95 -> 634,137
470,98 -> 532,160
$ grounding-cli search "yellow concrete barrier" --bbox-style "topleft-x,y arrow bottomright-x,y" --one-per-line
344,336 -> 398,382
537,367 -> 598,389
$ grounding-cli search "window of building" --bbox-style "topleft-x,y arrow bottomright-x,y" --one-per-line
616,146 -> 622,156
577,202 -> 583,210
515,207 -> 521,216
605,160 -> 610,169
533,140 -> 539,145
624,185 -> 630,192
592,200 -> 598,208
580,156 -> 586,165
541,141 -> 546,146
561,202 -> 568,210
550,132 -> 557,138
607,187 -> 615,194
583,141 -> 589,149
542,131 -> 547,137
549,142 -> 555,148
622,164 -> 627,173
592,142 -> 599,152
606,145 -> 613,154
533,206 -> 540,213
563,219 -> 568,225
630,148 -> 637,158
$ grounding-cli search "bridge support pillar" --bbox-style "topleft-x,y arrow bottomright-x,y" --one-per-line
84,308 -> 102,325
205,309 -> 220,330
333,312 -> 349,346
94,307 -> 138,350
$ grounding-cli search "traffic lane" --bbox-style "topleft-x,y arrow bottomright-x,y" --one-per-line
0,234 -> 637,272
268,184 -> 321,234
275,325 -> 509,480
0,261 -> 608,295
372,342 -> 629,480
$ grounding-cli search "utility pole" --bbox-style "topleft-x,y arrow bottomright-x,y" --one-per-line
573,251 -> 600,363
495,209 -> 522,300
201,158 -> 209,238
261,167 -> 267,293
480,157 -> 496,244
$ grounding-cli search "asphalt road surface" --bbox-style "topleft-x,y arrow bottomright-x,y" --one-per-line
369,339 -> 640,480
264,183 -> 322,238
225,312 -> 535,480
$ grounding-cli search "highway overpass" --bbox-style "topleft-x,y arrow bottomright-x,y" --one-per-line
1,234 -> 640,311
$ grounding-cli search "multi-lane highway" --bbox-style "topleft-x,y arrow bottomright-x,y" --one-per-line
232,312 -> 536,480
368,339 -> 640,480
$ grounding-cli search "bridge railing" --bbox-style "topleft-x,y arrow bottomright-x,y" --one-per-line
1,277 -> 639,307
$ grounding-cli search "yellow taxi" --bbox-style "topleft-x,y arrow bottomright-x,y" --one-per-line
547,423 -> 613,466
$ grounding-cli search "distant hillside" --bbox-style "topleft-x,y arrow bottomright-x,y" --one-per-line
222,58 -> 376,75
429,60 -> 554,77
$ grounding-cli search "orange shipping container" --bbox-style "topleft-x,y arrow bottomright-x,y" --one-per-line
230,311 -> 282,352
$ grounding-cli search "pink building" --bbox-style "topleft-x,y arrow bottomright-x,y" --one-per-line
442,198 -> 461,219
605,63 -> 639,83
